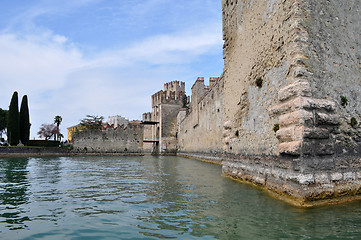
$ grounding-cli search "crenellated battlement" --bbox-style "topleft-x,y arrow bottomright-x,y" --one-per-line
164,80 -> 185,93
152,81 -> 185,107
191,77 -> 220,105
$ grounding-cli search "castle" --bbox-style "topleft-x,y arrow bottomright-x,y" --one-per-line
141,0 -> 361,206
71,0 -> 361,206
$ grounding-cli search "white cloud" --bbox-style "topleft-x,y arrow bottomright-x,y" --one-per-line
0,0 -> 223,139
0,22 -> 222,139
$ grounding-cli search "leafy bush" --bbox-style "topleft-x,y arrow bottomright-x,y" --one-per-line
255,77 -> 263,88
340,96 -> 348,107
350,117 -> 358,127
273,124 -> 280,133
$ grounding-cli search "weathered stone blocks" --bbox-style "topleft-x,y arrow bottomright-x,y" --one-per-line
278,81 -> 312,101
315,112 -> 340,126
278,141 -> 302,155
279,109 -> 314,127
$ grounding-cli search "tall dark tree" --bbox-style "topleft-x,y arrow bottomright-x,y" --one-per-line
7,91 -> 20,145
19,95 -> 31,144
0,108 -> 8,139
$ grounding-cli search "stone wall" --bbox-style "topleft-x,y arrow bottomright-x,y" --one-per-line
0,147 -> 70,157
177,77 -> 224,159
222,0 -> 290,156
72,124 -> 143,153
305,0 -> 361,156
219,0 -> 361,205
160,104 -> 184,153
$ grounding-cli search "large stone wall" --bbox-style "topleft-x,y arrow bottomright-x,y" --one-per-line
177,77 -> 224,160
220,0 -> 361,205
305,0 -> 361,156
72,125 -> 143,153
160,104 -> 184,153
222,0 -> 290,155
172,0 -> 361,205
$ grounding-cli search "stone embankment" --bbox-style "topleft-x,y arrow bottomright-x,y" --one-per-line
0,147 -> 71,157
0,146 -> 146,157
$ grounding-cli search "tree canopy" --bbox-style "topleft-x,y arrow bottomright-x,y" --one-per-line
79,115 -> 104,130
54,115 -> 62,127
37,123 -> 59,140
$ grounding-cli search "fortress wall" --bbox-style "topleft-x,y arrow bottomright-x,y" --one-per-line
177,78 -> 224,157
160,104 -> 183,153
304,0 -> 361,156
220,0 -> 361,205
72,126 -> 143,153
222,0 -> 291,156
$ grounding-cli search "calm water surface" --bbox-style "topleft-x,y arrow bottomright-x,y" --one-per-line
0,156 -> 361,239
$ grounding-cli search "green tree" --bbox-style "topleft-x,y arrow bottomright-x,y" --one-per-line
79,115 -> 104,130
0,108 -> 8,139
19,95 -> 31,145
54,115 -> 62,141
7,91 -> 20,145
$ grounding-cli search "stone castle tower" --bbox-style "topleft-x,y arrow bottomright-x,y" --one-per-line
143,81 -> 186,154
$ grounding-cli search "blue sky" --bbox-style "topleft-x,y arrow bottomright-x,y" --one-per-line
0,0 -> 224,139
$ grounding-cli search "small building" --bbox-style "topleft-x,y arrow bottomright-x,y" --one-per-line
107,115 -> 128,128
67,124 -> 83,142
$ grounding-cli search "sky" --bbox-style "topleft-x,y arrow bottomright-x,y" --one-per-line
0,0 -> 224,140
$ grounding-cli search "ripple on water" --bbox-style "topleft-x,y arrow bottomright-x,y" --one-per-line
0,156 -> 361,239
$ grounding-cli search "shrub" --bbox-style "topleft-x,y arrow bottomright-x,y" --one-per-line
340,96 -> 348,107
27,140 -> 61,147
273,124 -> 280,133
255,77 -> 263,88
350,117 -> 358,127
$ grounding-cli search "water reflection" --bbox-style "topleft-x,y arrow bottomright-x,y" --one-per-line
0,158 -> 29,230
0,156 -> 360,239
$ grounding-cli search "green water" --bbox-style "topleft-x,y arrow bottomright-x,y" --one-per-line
0,156 -> 360,239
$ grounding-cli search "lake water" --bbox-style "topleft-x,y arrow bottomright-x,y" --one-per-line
0,156 -> 361,239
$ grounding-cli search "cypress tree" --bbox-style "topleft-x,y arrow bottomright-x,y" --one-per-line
7,91 -> 20,145
20,95 -> 30,144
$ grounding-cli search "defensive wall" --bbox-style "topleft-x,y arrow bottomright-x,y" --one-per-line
0,147 -> 71,157
71,123 -> 143,154
177,77 -> 224,163
221,0 -> 361,206
177,0 -> 361,206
